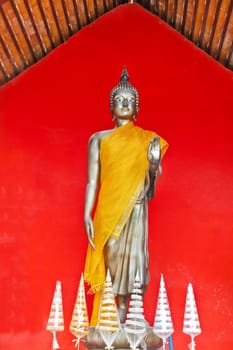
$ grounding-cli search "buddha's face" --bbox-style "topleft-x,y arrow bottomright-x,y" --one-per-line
112,89 -> 136,120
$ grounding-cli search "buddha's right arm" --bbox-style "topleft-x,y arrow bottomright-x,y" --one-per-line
84,134 -> 100,249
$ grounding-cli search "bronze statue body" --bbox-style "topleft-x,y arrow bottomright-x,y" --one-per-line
84,68 -> 168,328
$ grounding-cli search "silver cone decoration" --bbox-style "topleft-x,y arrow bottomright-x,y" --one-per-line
183,283 -> 201,350
70,274 -> 89,348
153,274 -> 174,350
124,271 -> 146,350
46,281 -> 64,349
98,269 -> 120,349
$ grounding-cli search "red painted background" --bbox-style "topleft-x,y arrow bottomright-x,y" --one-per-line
0,4 -> 233,350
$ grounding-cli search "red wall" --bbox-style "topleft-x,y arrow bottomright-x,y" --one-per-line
0,4 -> 233,350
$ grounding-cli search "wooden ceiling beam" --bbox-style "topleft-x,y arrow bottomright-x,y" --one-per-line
163,0 -> 168,21
61,0 -> 73,36
171,0 -> 178,27
198,0 -> 211,48
190,0 -> 199,40
207,0 -> 222,53
9,0 -> 37,62
71,0 -> 82,30
83,0 -> 91,24
24,0 -> 47,56
215,0 -> 232,60
0,36 -> 18,76
225,40 -> 233,67
0,5 -> 28,68
180,0 -> 189,34
0,59 -> 9,81
48,0 -> 65,43
0,0 -> 232,86
37,0 -> 56,49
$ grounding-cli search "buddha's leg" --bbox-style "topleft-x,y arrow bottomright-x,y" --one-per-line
118,295 -> 129,323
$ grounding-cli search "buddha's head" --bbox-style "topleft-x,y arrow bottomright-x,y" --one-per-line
110,67 -> 139,121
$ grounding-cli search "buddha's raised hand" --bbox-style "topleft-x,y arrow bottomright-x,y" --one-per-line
147,136 -> 161,167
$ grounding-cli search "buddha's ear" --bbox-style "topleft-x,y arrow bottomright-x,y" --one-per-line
110,105 -> 114,121
133,111 -> 138,120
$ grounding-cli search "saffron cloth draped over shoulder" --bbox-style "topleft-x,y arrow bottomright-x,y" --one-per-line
84,121 -> 168,293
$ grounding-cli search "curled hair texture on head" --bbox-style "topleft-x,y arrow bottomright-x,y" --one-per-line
110,66 -> 139,115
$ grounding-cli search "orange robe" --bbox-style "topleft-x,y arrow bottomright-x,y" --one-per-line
84,121 -> 168,324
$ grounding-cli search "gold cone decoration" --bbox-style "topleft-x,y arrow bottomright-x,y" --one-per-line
70,274 -> 89,348
98,269 -> 120,349
46,280 -> 64,349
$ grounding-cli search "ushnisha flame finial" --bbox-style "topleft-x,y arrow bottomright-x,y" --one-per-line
120,66 -> 129,83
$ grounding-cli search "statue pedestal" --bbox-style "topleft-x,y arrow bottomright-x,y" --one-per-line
86,326 -> 163,349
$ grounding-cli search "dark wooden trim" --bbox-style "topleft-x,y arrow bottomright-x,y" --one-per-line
82,0 -> 91,24
97,0 -> 105,13
0,5 -> 28,67
9,0 -> 37,62
190,0 -> 199,40
93,0 -> 99,17
71,0 -> 82,30
215,1 -> 233,60
207,0 -> 222,53
102,0 -> 108,12
180,0 -> 189,34
171,0 -> 178,27
111,0 -> 116,9
112,0 -> 117,7
164,0 -> 169,21
198,0 -> 211,47
23,0 -> 47,55
137,0 -> 150,10
36,0 -> 55,48
156,0 -> 160,15
0,34 -> 18,74
48,0 -> 65,42
152,0 -> 159,15
147,0 -> 151,10
61,0 -> 73,36
225,41 -> 233,67
103,0 -> 108,13
0,59 -> 9,80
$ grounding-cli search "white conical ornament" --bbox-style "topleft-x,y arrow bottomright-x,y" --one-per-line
124,271 -> 146,350
70,274 -> 89,348
46,281 -> 65,349
183,283 -> 201,350
153,274 -> 174,350
97,269 -> 120,349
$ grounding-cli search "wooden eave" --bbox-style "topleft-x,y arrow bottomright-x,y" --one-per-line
0,0 -> 232,86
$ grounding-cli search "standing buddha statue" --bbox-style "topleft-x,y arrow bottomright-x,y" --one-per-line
84,67 -> 169,325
